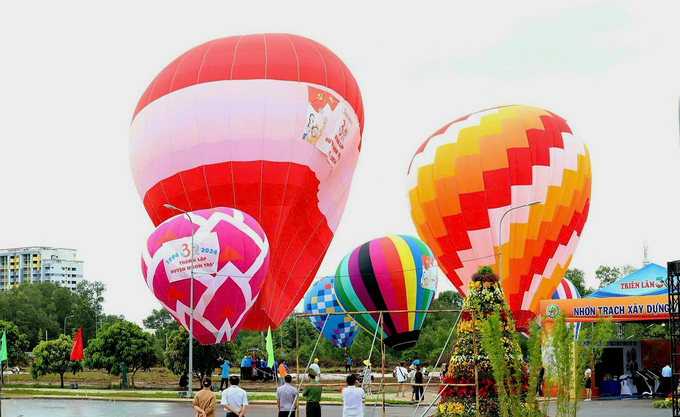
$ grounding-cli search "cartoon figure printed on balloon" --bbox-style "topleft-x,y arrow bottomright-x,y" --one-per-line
302,112 -> 327,146
301,86 -> 357,167
333,235 -> 437,350
303,276 -> 359,349
421,255 -> 438,291
129,34 -> 365,332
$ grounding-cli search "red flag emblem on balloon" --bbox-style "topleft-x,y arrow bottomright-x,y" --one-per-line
70,327 -> 83,361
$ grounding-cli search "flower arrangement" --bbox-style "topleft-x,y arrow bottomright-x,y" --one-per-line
436,266 -> 529,417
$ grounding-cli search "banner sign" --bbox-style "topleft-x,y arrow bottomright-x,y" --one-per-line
302,86 -> 359,169
540,294 -> 670,323
159,232 -> 220,282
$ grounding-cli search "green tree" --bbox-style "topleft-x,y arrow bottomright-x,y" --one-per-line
545,313 -> 615,417
71,280 -> 106,343
143,309 -> 179,356
30,335 -> 83,388
6,282 -> 60,347
84,321 -> 157,387
164,328 -> 235,382
595,265 -> 638,289
0,320 -> 30,367
595,266 -> 620,289
563,269 -> 594,297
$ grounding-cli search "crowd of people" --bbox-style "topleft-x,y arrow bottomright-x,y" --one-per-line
190,356 -> 436,417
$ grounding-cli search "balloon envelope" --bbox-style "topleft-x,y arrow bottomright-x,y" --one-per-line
333,235 -> 437,350
141,207 -> 270,344
551,278 -> 582,339
129,34 -> 364,331
407,105 -> 591,332
303,277 -> 359,348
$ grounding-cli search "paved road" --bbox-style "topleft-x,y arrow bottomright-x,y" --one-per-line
0,397 -> 670,416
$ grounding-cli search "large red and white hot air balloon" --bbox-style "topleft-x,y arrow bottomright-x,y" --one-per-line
130,34 -> 364,331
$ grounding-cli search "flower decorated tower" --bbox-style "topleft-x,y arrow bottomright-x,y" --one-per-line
437,266 -> 527,417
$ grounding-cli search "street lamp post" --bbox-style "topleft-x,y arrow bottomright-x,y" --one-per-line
498,201 -> 541,282
164,203 -> 195,396
64,314 -> 75,335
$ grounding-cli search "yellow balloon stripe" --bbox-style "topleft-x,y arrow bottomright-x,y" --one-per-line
389,235 -> 417,329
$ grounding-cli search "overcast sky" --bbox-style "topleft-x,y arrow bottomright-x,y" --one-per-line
1,1 -> 679,326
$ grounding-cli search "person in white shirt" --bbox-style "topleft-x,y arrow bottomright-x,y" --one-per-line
221,376 -> 248,417
310,358 -> 321,381
342,374 -> 365,417
277,375 -> 298,417
408,365 -> 416,401
663,363 -> 673,395
393,362 -> 408,398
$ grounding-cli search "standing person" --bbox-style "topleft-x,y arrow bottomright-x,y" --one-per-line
279,360 -> 289,387
345,355 -> 352,373
193,377 -> 217,417
310,359 -> 321,381
221,376 -> 248,417
342,374 -> 365,417
394,362 -> 408,398
414,365 -> 424,401
439,363 -> 448,382
302,369 -> 322,417
663,363 -> 673,395
412,358 -> 420,367
244,355 -> 254,380
584,369 -> 592,401
220,360 -> 231,391
277,375 -> 298,417
537,365 -> 545,397
240,356 -> 248,380
361,360 -> 372,396
408,365 -> 416,401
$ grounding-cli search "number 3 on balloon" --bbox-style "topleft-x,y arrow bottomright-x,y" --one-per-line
181,243 -> 190,257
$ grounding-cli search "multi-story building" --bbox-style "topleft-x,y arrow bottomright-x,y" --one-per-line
0,247 -> 84,291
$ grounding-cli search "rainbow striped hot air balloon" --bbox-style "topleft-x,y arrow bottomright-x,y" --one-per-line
333,235 -> 438,350
303,277 -> 359,348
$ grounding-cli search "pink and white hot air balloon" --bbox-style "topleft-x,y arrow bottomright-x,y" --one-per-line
142,207 -> 269,344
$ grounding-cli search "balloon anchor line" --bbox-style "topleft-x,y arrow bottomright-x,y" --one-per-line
288,314 -> 329,417
411,310 -> 462,417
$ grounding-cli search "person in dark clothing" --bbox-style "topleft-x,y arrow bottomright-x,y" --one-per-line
537,366 -> 545,396
179,373 -> 189,390
414,365 -> 424,401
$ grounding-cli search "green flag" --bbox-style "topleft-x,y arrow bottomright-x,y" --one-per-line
266,326 -> 274,367
0,331 -> 7,363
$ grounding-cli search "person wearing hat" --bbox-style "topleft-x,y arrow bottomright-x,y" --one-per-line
408,365 -> 416,401
302,368 -> 322,417
361,360 -> 372,396
310,358 -> 321,381
220,360 -> 231,391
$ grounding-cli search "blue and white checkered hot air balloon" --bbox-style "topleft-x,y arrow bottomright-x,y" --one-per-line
303,277 -> 359,348
551,278 -> 582,340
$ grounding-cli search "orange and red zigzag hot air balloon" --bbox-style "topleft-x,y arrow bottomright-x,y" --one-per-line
407,105 -> 591,332
129,34 -> 364,331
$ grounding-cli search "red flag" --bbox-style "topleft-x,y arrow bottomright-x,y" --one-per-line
70,327 -> 83,361
308,86 -> 340,112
